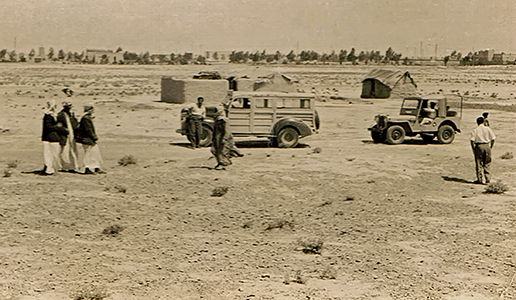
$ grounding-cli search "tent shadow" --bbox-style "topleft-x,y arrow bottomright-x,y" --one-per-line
442,176 -> 476,184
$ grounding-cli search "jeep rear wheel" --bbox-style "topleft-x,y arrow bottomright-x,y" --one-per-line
385,125 -> 405,145
437,125 -> 455,144
277,127 -> 299,148
199,125 -> 213,147
420,133 -> 435,143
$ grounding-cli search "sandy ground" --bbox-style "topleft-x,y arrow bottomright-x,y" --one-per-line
0,63 -> 515,299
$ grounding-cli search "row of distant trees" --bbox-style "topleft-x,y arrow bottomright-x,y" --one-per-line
228,47 -> 404,65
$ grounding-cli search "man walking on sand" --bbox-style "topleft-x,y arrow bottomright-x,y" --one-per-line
57,100 -> 79,172
470,116 -> 495,184
187,97 -> 206,148
41,101 -> 68,175
76,105 -> 105,175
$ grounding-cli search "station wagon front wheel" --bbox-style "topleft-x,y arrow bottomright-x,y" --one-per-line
277,127 -> 299,148
199,125 -> 213,147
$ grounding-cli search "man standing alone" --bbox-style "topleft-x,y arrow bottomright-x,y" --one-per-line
187,97 -> 206,148
470,116 -> 495,184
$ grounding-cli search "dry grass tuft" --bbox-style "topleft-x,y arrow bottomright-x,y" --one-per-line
265,219 -> 294,230
72,286 -> 109,300
118,155 -> 137,166
102,224 -> 124,236
484,181 -> 509,194
319,266 -> 337,279
283,270 -> 307,285
298,238 -> 324,254
3,169 -> 13,178
113,185 -> 127,193
500,152 -> 514,160
6,160 -> 19,169
211,186 -> 229,197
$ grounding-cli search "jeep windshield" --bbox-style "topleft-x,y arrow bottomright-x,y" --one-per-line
400,98 -> 421,116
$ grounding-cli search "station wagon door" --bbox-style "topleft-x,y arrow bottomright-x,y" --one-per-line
228,97 -> 252,135
253,98 -> 274,135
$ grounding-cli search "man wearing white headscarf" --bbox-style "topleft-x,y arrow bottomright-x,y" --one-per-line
57,101 -> 79,172
76,105 -> 105,174
41,101 -> 68,175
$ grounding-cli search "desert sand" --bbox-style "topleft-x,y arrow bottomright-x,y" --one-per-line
0,63 -> 515,299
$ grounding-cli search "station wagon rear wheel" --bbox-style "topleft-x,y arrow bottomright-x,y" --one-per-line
437,125 -> 455,144
385,125 -> 405,145
277,127 -> 299,148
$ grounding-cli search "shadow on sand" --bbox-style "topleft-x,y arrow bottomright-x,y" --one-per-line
361,139 -> 440,145
170,140 -> 310,149
442,176 -> 477,184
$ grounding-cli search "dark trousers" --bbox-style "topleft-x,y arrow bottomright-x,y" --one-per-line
188,115 -> 203,147
473,143 -> 491,183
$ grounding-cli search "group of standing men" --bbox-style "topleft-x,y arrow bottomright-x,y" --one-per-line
41,89 -> 104,175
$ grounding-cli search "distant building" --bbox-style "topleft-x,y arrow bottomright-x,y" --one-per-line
475,50 -> 495,64
38,47 -> 45,58
84,49 -> 124,64
492,52 -> 516,64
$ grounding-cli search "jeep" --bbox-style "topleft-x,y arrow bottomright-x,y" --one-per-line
368,95 -> 463,144
177,91 -> 320,148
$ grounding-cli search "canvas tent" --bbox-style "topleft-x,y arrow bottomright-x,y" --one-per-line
253,73 -> 299,92
361,69 -> 417,99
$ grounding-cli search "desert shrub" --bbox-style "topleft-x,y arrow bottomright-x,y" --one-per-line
265,219 -> 294,230
102,224 -> 124,236
211,186 -> 228,197
113,185 -> 127,193
283,270 -> 306,285
484,181 -> 509,194
118,155 -> 137,166
73,286 -> 109,300
319,266 -> 337,279
312,147 -> 322,154
3,169 -> 12,178
6,160 -> 19,168
298,238 -> 324,254
500,152 -> 513,160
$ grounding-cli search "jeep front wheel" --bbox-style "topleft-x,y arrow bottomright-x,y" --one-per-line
437,125 -> 455,144
385,125 -> 405,145
277,127 -> 299,148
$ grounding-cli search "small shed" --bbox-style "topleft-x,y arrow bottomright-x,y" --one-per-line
161,77 -> 229,104
361,69 -> 417,99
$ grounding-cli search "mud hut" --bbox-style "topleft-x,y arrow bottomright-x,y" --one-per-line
161,77 -> 229,104
361,69 -> 417,99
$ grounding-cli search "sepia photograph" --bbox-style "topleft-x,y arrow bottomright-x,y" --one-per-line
0,0 -> 515,299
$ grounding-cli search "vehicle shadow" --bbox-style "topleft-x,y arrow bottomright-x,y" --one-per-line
361,139 -> 440,145
170,140 -> 310,149
441,176 -> 477,184
235,140 -> 310,148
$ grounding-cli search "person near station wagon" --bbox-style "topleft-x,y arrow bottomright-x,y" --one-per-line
470,116 -> 495,184
187,96 -> 206,148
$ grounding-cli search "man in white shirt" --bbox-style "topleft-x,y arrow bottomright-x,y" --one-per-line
470,116 -> 496,184
187,97 -> 206,148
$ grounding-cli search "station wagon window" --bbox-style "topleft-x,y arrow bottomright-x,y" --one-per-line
231,98 -> 251,109
255,98 -> 269,108
300,99 -> 311,108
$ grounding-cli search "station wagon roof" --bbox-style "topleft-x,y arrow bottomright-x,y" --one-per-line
232,91 -> 315,98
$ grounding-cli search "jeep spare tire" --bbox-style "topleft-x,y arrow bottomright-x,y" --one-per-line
385,125 -> 405,145
277,127 -> 299,148
199,124 -> 213,147
437,125 -> 455,144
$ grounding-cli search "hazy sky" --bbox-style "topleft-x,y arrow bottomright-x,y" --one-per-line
0,0 -> 514,56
